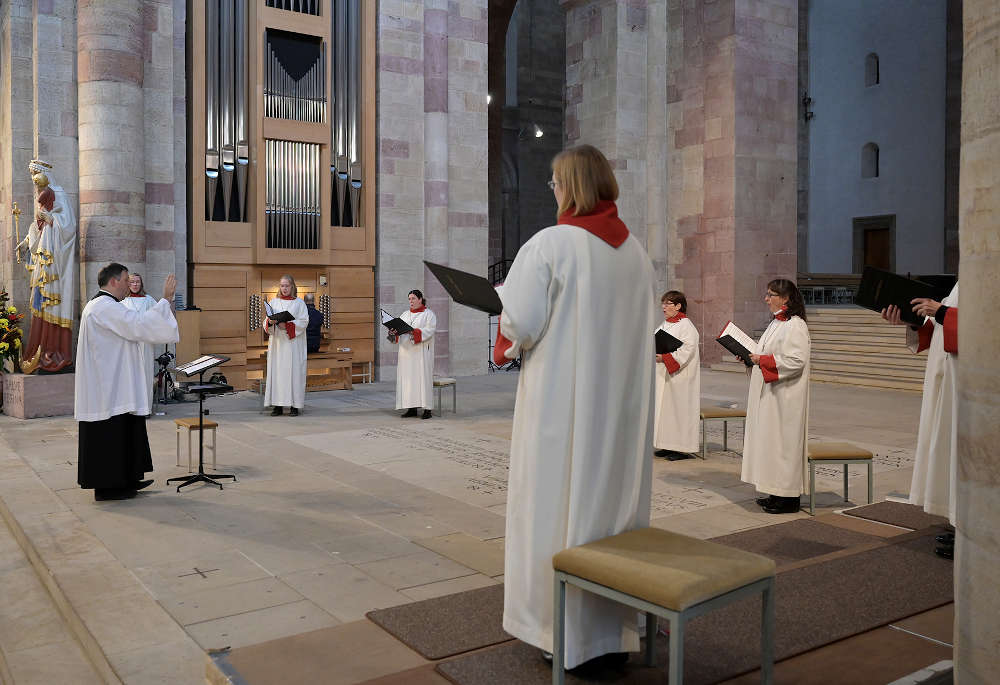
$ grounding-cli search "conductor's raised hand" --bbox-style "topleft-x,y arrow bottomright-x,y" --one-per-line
881,305 -> 904,325
911,298 -> 941,319
162,274 -> 177,301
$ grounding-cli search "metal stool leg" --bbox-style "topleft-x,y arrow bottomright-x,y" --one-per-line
188,429 -> 193,472
211,427 -> 217,469
645,612 -> 657,667
552,574 -> 566,685
809,460 -> 816,515
843,464 -> 849,502
723,420 -> 728,451
451,384 -> 456,413
701,419 -> 707,459
668,615 -> 684,685
867,461 -> 873,503
176,427 -> 181,467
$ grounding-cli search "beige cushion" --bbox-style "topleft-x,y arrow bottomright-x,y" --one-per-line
174,417 -> 219,430
808,441 -> 873,461
552,528 -> 775,612
700,406 -> 747,419
433,377 -> 456,386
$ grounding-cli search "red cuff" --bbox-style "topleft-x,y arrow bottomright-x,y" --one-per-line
943,308 -> 958,354
412,328 -> 423,344
916,319 -> 934,353
286,322 -> 296,340
759,354 -> 779,383
494,330 -> 513,366
661,353 -> 680,375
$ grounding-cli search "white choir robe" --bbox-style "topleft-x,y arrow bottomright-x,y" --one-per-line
741,315 -> 811,498
75,293 -> 179,421
908,282 -> 959,524
121,294 -> 159,406
653,316 -> 701,452
394,308 -> 437,409
264,297 -> 309,409
498,225 -> 656,669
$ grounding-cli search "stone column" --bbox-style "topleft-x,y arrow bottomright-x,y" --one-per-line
77,0 -> 146,293
954,0 -> 1000,679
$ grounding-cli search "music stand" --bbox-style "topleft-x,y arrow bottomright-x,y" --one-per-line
167,355 -> 237,492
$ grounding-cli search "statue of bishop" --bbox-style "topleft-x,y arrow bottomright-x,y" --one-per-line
18,159 -> 77,373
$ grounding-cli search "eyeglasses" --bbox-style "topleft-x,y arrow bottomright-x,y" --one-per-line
764,292 -> 779,299
547,180 -> 558,190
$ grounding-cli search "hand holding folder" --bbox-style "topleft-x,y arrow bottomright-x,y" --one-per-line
716,321 -> 756,367
856,266 -> 947,326
380,309 -> 414,335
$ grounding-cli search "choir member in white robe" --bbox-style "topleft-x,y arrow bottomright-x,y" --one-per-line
121,273 -> 159,408
494,144 -> 656,669
75,264 -> 179,501
264,275 -> 309,416
882,283 -> 959,558
741,279 -> 811,515
390,289 -> 437,419
653,290 -> 701,460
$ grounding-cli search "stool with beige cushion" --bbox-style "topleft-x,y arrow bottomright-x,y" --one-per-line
175,417 -> 218,472
699,406 -> 747,459
807,441 -> 874,516
433,377 -> 456,416
552,527 -> 775,685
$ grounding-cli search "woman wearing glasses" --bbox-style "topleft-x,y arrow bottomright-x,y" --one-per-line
652,290 -> 701,460
741,279 -> 811,514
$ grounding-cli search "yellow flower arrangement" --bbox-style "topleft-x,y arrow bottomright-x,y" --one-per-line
0,319 -> 8,329
0,290 -> 23,370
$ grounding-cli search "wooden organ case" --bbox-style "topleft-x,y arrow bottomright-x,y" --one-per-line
189,0 -> 375,390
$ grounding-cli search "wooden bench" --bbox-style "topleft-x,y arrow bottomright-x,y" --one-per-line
247,347 -> 354,409
807,441 -> 874,515
700,406 -> 747,459
552,527 -> 775,684
433,377 -> 456,416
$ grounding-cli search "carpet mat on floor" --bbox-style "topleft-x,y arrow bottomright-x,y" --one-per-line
367,585 -> 511,659
842,501 -> 948,530
435,533 -> 953,685
708,518 -> 883,567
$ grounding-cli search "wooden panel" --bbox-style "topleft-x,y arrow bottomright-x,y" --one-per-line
331,227 -> 366,250
330,338 -> 374,362
193,288 -> 247,310
218,353 -> 248,367
175,310 -> 201,365
206,221 -> 252,248
331,323 -> 373,339
333,297 -> 373,313
221,367 -> 248,391
200,310 -> 247,339
260,4 -> 328,38
201,337 -> 247,353
193,268 -> 247,288
331,312 -> 374,324
331,267 -> 374,297
262,118 -> 330,144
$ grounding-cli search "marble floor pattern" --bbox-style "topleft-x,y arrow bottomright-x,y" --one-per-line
0,369 -> 934,683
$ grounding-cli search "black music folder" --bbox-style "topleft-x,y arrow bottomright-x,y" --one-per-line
655,329 -> 683,354
263,301 -> 294,323
716,322 -> 755,368
856,266 -> 942,326
424,261 -> 503,316
379,309 -> 414,335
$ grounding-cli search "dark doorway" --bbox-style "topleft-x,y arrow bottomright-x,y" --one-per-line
853,215 -> 895,272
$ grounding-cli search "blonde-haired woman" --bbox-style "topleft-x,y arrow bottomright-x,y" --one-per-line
495,144 -> 656,670
264,275 -> 308,416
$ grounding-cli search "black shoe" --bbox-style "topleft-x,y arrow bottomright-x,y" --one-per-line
401,408 -> 418,418
666,451 -> 694,461
541,650 -> 553,664
654,449 -> 670,458
421,410 -> 432,419
762,496 -> 801,514
95,489 -> 137,501
935,532 -> 955,545
289,407 -> 299,416
271,406 -> 283,416
755,495 -> 775,507
935,545 -> 954,560
132,479 -> 154,491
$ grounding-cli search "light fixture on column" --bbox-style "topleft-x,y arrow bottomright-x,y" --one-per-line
486,93 -> 492,105
517,123 -> 544,140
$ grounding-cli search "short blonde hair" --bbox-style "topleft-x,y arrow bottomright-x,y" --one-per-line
551,144 -> 619,217
278,274 -> 298,297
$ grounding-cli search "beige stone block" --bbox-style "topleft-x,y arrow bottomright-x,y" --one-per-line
158,577 -> 304,626
2,373 -> 75,419
355,549 -> 475,590
186,599 -> 340,650
413,532 -> 504,576
281,562 -> 412,622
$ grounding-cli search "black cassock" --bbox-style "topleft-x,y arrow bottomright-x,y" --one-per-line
77,413 -> 153,489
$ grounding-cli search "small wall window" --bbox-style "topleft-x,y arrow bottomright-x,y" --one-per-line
865,53 -> 879,86
862,143 -> 879,178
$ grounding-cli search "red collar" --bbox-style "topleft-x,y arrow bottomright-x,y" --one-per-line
666,313 -> 686,323
774,306 -> 789,321
410,306 -> 426,313
279,295 -> 296,300
128,293 -> 145,297
558,200 -> 629,248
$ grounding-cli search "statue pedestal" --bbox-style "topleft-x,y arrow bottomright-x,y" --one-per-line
2,373 -> 75,419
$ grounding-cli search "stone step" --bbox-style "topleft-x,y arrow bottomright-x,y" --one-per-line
811,370 -> 924,392
810,358 -> 926,380
810,350 -> 928,369
810,340 -> 916,355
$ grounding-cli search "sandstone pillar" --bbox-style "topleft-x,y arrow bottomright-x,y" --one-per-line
77,0 -> 146,293
954,0 -> 1000,679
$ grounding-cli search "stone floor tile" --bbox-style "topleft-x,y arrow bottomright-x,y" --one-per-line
133,547 -> 273,599
356,549 -> 477,590
185,599 -> 340,651
3,638 -> 103,685
110,638 -> 209,685
399,572 -> 500,601
413,532 -> 505,576
158,576 -> 305,626
280,563 -> 413,622
357,510 -> 460,539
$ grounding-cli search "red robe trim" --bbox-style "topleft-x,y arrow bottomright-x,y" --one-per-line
128,293 -> 145,297
557,200 -> 629,247
916,319 -> 934,353
943,308 -> 958,354
661,353 -> 680,374
494,330 -> 513,366
412,328 -> 423,344
774,306 -> 789,321
410,305 -> 426,313
285,322 -> 296,339
666,313 -> 686,323
279,295 -> 295,300
759,354 -> 779,383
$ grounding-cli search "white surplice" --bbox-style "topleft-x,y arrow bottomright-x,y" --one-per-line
908,282 -> 959,524
741,315 -> 811,498
498,225 -> 656,669
394,308 -> 436,409
121,294 -> 159,405
74,292 -> 179,421
264,297 -> 309,409
653,316 -> 701,452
